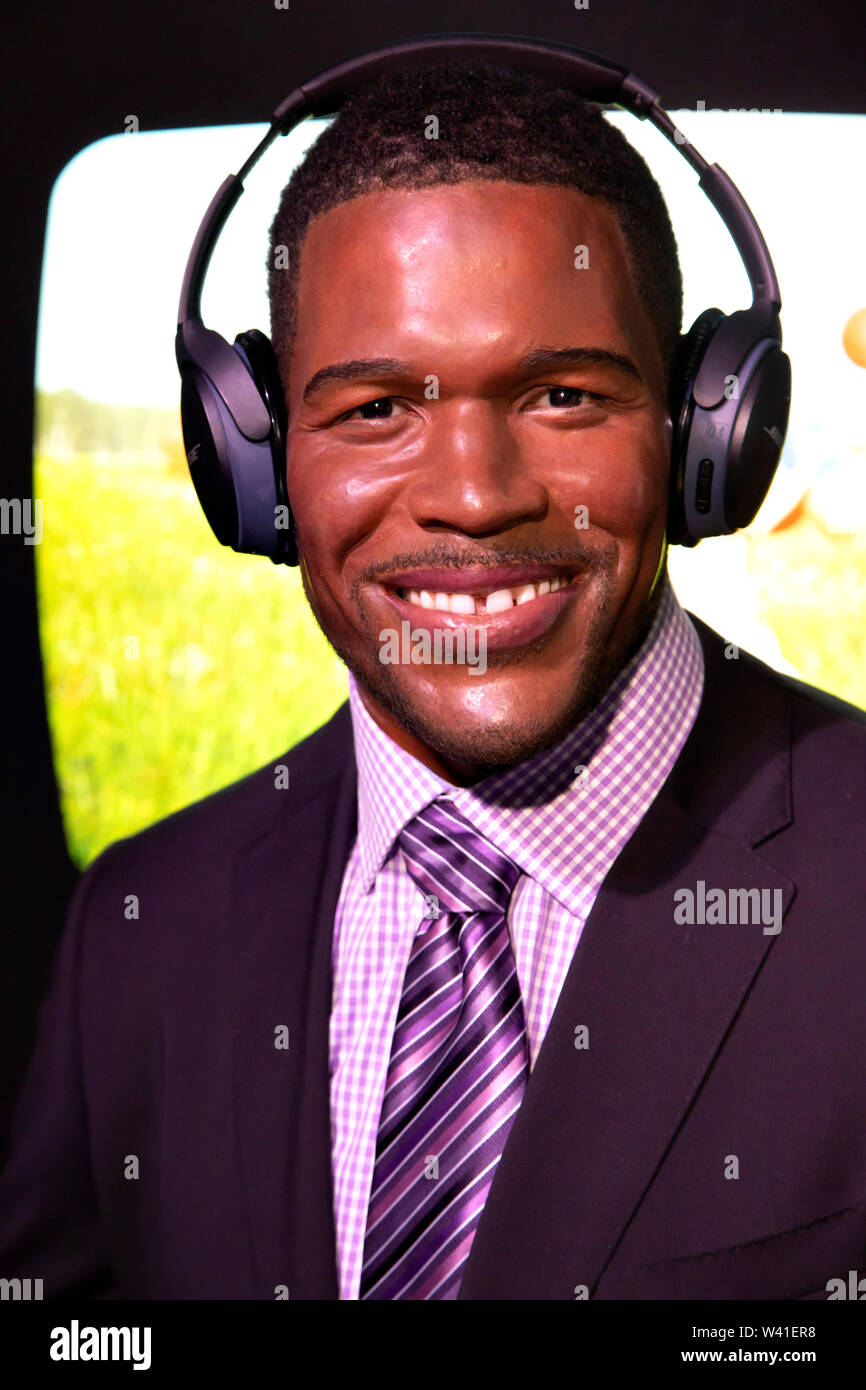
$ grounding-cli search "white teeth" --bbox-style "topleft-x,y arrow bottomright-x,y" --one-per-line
448,592 -> 476,615
399,575 -> 571,614
404,589 -> 479,613
485,589 -> 515,615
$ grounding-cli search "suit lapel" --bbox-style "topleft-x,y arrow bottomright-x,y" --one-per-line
230,705 -> 357,1300
459,620 -> 797,1299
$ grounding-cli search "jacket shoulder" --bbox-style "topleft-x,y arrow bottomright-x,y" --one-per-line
687,611 -> 866,826
690,609 -> 866,730
84,699 -> 354,890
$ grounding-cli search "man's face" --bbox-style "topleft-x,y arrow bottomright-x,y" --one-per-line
284,180 -> 672,782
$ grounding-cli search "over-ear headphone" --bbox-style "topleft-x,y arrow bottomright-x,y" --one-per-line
176,32 -> 792,562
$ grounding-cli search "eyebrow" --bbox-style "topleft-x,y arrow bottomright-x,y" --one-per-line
301,346 -> 642,404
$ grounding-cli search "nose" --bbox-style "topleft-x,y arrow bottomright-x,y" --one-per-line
405,399 -> 548,539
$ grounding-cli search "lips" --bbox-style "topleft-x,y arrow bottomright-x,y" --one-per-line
374,569 -> 584,653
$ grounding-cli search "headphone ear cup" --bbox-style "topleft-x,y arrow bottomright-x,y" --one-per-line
179,358 -> 242,548
177,321 -> 276,551
233,329 -> 298,566
719,340 -> 790,530
671,306 -> 792,544
178,325 -> 298,565
667,309 -> 725,547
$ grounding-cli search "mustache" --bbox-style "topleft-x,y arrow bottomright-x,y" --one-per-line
357,539 -> 611,586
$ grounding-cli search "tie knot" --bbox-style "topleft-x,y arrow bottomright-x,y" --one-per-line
398,798 -> 521,918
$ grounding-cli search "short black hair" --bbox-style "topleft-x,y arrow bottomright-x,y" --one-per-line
267,59 -> 683,403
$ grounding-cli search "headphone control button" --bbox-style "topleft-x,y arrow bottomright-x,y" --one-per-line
695,458 -> 714,514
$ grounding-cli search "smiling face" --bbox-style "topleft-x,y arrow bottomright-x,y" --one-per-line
284,180 -> 673,783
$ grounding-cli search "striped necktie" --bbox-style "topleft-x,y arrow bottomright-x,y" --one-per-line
360,797 -> 530,1300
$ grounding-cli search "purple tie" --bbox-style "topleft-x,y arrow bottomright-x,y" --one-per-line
360,798 -> 530,1300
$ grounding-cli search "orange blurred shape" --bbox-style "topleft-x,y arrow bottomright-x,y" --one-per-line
770,495 -> 807,532
843,308 -> 866,367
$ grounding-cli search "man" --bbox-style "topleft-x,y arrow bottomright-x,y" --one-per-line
1,59 -> 865,1301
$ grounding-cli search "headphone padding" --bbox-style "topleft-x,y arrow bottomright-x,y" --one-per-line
667,308 -> 725,546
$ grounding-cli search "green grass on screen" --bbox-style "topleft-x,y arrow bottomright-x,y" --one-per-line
34,452 -> 348,868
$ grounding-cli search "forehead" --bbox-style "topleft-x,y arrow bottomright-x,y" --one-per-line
290,181 -> 652,384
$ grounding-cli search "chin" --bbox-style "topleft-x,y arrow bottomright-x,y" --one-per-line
304,564 -> 646,774
406,711 -> 580,774
354,654 -> 611,775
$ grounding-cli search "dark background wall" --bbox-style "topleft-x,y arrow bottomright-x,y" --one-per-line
0,0 -> 862,1148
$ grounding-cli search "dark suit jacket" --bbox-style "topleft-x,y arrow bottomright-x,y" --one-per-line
1,615 -> 865,1300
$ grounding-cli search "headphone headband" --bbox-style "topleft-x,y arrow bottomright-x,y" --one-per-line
177,30 -> 781,335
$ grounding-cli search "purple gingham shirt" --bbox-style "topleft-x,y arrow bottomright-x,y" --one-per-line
328,574 -> 704,1299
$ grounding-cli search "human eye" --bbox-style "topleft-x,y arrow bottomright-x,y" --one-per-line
534,386 -> 605,410
338,396 -> 407,423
